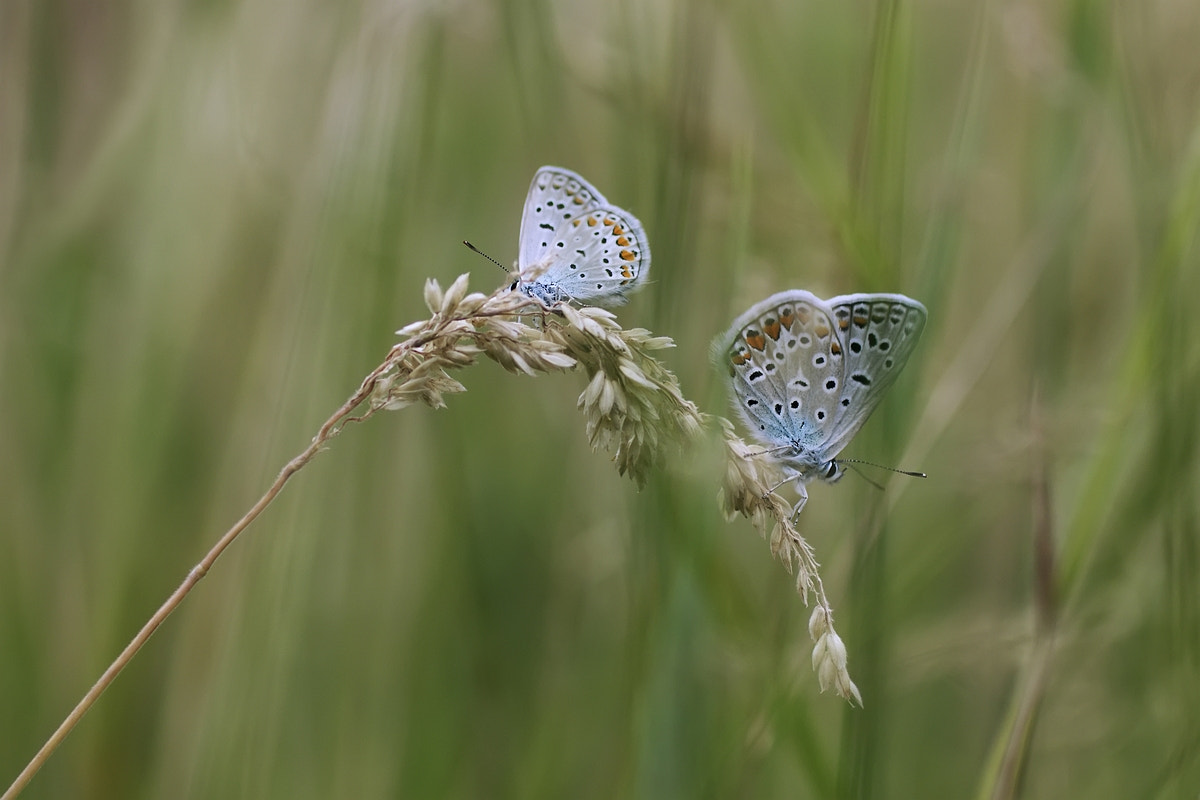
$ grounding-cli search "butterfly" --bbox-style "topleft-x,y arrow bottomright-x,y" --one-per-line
715,290 -> 927,516
510,166 -> 650,306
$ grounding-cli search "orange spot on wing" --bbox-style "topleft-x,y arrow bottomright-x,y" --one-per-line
779,309 -> 795,329
814,323 -> 831,338
621,265 -> 633,278
764,318 -> 782,340
616,236 -> 630,246
830,341 -> 842,355
838,317 -> 849,331
587,216 -> 598,227
619,249 -> 636,261
853,314 -> 868,327
744,331 -> 766,351
612,224 -> 625,236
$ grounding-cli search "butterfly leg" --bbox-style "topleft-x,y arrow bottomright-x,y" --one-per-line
789,483 -> 809,522
765,474 -> 792,495
762,474 -> 809,521
762,474 -> 792,510
517,304 -> 551,331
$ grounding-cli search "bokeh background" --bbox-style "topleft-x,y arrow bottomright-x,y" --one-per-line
3,0 -> 1199,797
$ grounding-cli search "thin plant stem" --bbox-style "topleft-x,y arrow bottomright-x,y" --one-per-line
0,356 -> 397,800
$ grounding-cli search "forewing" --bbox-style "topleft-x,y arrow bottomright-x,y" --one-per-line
818,293 -> 927,458
518,167 -> 608,271
716,291 -> 843,454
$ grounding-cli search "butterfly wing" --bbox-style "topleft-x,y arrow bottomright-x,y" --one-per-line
518,166 -> 608,273
816,293 -> 927,459
532,205 -> 650,304
714,291 -> 844,461
516,166 -> 649,305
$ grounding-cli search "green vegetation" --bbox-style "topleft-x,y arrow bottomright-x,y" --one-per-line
2,1 -> 1198,797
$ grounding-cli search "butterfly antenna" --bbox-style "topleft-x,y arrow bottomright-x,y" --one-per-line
840,458 -> 927,479
463,240 -> 510,274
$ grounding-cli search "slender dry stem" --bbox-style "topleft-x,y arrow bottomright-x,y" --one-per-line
2,380 -> 373,799
2,403 -> 351,800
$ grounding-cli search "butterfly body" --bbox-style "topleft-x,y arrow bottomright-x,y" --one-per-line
512,166 -> 650,307
715,290 -> 927,514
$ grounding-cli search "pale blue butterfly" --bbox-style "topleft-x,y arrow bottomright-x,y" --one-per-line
715,290 -> 927,516
510,166 -> 650,306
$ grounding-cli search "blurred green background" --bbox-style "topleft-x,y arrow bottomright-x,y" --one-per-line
3,0 -> 1199,797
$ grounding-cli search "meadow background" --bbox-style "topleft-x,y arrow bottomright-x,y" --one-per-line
3,0 -> 1199,797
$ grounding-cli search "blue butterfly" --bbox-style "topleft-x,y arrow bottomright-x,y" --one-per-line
511,166 -> 650,307
716,290 -> 927,515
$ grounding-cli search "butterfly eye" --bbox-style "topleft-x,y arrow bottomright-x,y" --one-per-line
823,462 -> 845,483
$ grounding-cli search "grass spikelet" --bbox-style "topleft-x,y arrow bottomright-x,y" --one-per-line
716,417 -> 863,704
